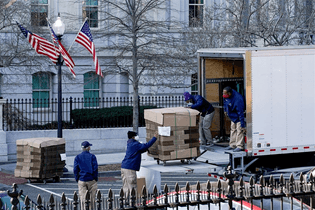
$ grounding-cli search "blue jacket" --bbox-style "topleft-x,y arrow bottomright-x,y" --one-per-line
223,89 -> 245,128
121,137 -> 157,171
73,151 -> 98,182
191,95 -> 214,117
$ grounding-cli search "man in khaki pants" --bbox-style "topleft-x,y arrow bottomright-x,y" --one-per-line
223,86 -> 246,152
74,141 -> 98,210
121,131 -> 158,203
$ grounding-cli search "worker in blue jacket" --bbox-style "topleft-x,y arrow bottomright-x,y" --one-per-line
183,92 -> 215,146
74,141 -> 98,210
121,131 -> 158,200
223,86 -> 246,152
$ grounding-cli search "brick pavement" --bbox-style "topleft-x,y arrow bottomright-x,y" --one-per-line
0,171 -> 27,186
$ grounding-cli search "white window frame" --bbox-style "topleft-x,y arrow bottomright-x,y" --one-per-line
30,0 -> 49,27
83,71 -> 101,108
189,0 -> 204,27
32,72 -> 52,110
191,73 -> 198,95
82,0 -> 99,28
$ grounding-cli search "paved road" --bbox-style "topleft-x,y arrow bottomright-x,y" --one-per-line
16,171 -> 216,205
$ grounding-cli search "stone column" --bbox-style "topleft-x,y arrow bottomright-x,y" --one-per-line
0,98 -> 8,162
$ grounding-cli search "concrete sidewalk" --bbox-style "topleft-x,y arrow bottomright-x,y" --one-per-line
0,145 -> 230,175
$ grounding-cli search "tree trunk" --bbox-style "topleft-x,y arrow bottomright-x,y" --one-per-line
132,20 -> 139,132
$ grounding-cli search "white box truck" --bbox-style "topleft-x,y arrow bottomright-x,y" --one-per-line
197,46 -> 315,179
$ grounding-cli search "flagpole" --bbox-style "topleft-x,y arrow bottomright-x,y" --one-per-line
46,18 -> 59,58
67,17 -> 88,53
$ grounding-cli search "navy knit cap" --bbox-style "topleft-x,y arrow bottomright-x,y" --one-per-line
128,131 -> 137,139
183,92 -> 193,101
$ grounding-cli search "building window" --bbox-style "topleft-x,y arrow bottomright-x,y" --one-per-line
189,0 -> 204,27
32,72 -> 51,108
31,0 -> 48,26
83,0 -> 99,28
191,73 -> 198,95
84,72 -> 100,107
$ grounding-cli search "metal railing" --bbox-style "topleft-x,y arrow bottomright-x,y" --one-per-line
2,96 -> 186,131
2,167 -> 315,210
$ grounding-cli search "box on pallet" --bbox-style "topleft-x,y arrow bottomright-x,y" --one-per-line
14,137 -> 66,179
144,107 -> 201,161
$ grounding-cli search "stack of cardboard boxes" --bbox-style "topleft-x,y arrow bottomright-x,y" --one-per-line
144,107 -> 200,161
14,137 -> 65,179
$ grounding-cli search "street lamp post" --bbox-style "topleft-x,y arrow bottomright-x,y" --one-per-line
53,15 -> 65,138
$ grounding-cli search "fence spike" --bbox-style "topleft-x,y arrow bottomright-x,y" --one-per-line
60,192 -> 67,210
141,185 -> 147,207
309,173 -> 314,192
48,194 -> 55,210
185,182 -> 190,203
96,190 -> 102,210
238,177 -> 244,199
269,175 -> 274,196
288,173 -> 295,196
35,194 -> 43,210
206,180 -> 211,200
299,172 -> 304,193
130,187 -> 136,207
153,185 -> 158,205
163,184 -> 169,204
24,195 -> 30,210
249,176 -> 255,198
174,183 -> 179,204
196,181 -> 201,202
164,184 -> 169,194
73,191 -> 79,210
107,189 -> 113,210
119,188 -> 124,208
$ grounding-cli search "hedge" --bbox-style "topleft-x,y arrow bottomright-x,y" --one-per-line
71,106 -> 157,128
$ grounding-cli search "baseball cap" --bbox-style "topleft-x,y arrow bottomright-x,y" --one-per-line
81,141 -> 92,148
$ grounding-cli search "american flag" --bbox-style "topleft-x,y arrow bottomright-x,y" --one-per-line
16,22 -> 60,64
75,21 -> 103,77
48,22 -> 76,78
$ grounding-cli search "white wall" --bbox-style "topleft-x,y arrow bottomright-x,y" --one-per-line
4,127 -> 146,161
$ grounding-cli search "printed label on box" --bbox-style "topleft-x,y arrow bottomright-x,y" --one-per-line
158,126 -> 171,136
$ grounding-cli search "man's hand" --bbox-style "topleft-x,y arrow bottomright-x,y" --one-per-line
154,131 -> 158,137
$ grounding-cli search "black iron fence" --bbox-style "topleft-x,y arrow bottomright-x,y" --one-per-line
2,96 -> 186,131
2,168 -> 315,210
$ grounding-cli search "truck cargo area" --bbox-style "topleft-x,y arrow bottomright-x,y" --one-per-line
197,46 -> 315,178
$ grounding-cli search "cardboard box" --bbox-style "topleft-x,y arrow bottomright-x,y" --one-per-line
137,177 -> 146,196
15,137 -> 65,179
144,107 -> 200,127
170,147 -> 199,160
145,108 -> 201,161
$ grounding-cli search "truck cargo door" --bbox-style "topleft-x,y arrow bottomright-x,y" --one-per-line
204,59 -> 245,138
